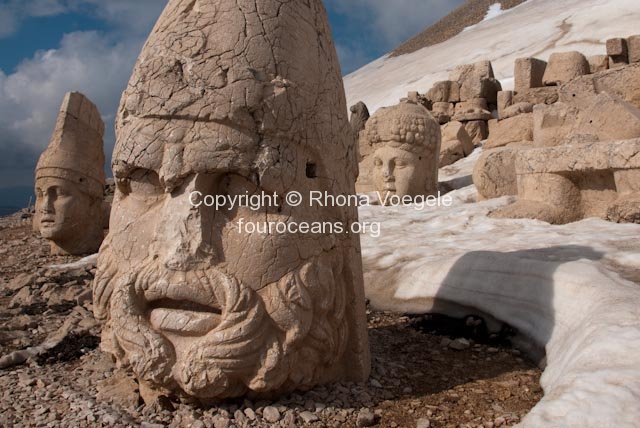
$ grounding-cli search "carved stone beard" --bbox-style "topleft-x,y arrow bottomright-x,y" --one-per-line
94,247 -> 348,400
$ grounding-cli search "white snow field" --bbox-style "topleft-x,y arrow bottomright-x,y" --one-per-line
358,148 -> 640,427
349,2 -> 640,424
343,0 -> 640,113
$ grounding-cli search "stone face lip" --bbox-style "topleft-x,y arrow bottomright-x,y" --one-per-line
93,0 -> 370,402
542,51 -> 590,86
491,138 -> 640,224
34,91 -> 106,256
361,102 -> 441,200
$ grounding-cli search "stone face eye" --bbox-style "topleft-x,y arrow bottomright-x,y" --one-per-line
373,158 -> 383,167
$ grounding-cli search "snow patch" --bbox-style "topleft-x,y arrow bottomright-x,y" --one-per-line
463,3 -> 505,32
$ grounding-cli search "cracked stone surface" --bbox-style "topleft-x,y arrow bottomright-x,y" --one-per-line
92,0 -> 370,401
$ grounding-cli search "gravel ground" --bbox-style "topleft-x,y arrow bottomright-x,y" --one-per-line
0,212 -> 543,427
391,0 -> 528,57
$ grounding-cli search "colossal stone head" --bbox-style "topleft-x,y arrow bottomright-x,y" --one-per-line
93,0 -> 370,401
363,102 -> 441,201
34,92 -> 106,255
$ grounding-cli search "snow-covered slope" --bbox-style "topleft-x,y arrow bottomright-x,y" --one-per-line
344,0 -> 640,113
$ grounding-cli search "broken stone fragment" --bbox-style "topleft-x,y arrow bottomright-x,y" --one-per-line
426,80 -> 460,103
439,121 -> 474,167
492,139 -> 640,224
607,37 -> 629,68
501,102 -> 534,120
559,62 -> 640,109
542,51 -> 590,86
514,57 -> 547,93
464,121 -> 488,145
627,35 -> 640,64
587,55 -> 609,73
497,91 -> 513,119
485,114 -> 533,149
513,87 -> 559,106
432,102 -> 454,124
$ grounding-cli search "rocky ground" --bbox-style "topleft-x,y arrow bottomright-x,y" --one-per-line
0,211 -> 542,428
391,0 -> 527,57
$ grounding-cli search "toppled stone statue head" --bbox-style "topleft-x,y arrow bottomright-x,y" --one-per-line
363,102 -> 441,201
34,92 -> 106,255
93,0 -> 370,401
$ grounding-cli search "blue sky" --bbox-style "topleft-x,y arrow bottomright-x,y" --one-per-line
0,0 -> 462,206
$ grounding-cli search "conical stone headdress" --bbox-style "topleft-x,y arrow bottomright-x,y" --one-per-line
36,92 -> 106,197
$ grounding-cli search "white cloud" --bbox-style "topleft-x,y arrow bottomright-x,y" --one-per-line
0,0 -> 168,190
0,30 -> 148,184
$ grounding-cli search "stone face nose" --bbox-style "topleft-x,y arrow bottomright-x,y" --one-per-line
155,175 -> 215,271
40,191 -> 55,214
382,163 -> 394,179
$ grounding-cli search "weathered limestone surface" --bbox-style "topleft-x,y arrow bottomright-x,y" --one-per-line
569,92 -> 640,143
497,91 -> 513,119
93,0 -> 370,402
533,102 -> 580,148
473,146 -> 520,200
432,101 -> 454,124
535,93 -> 640,147
587,55 -> 609,74
542,52 -> 589,86
362,102 -> 441,200
628,35 -> 640,64
491,139 -> 640,224
34,92 -> 106,256
607,37 -> 629,68
451,61 -> 502,103
558,62 -> 640,109
439,121 -> 474,167
501,102 -> 534,120
452,98 -> 492,122
426,80 -> 460,103
485,114 -> 533,149
514,58 -> 547,93
464,120 -> 488,145
513,87 -> 559,106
